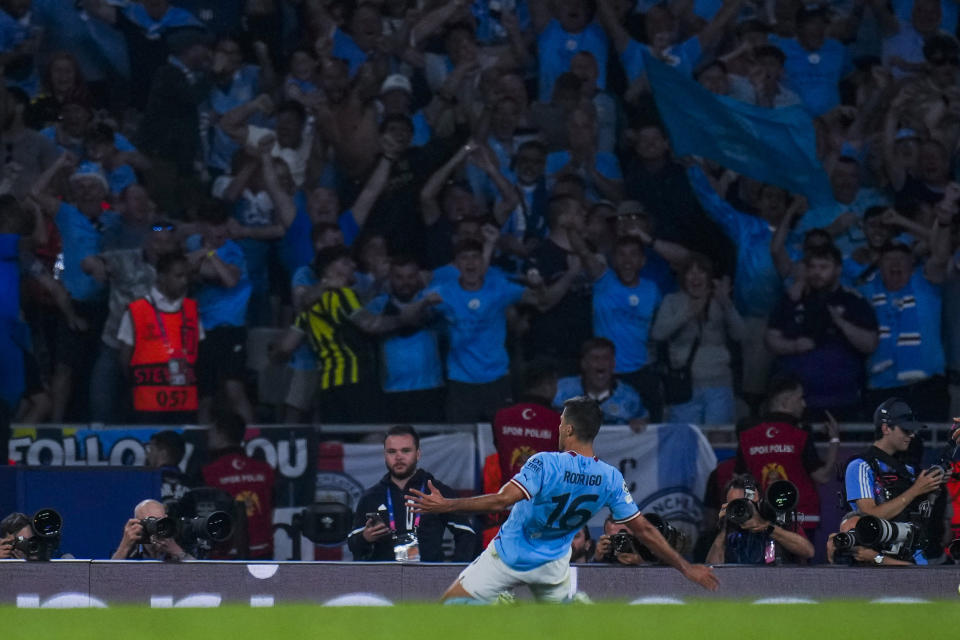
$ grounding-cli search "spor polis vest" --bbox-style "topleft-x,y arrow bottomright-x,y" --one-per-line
738,420 -> 820,526
492,401 -> 561,480
128,297 -> 200,412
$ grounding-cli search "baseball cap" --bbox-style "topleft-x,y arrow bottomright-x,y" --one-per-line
873,397 -> 926,432
69,162 -> 109,190
380,74 -> 412,95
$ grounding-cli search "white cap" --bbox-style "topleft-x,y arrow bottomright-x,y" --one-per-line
380,74 -> 412,95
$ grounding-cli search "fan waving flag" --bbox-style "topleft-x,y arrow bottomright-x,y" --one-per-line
643,50 -> 833,207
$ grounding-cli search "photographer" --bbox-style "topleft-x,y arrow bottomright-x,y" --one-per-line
705,474 -> 814,564
844,398 -> 946,564
111,499 -> 193,561
592,516 -> 648,565
826,511 -> 911,566
0,512 -> 32,559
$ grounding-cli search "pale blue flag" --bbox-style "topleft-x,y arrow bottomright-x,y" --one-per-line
644,50 -> 833,207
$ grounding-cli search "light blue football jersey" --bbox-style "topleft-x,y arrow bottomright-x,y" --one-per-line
494,451 -> 640,571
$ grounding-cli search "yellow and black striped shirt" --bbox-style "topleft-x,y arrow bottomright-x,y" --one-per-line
295,287 -> 366,390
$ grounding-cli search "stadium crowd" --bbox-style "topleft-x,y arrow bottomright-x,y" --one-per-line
3,0 -> 960,567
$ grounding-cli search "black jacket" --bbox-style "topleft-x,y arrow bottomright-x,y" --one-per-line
347,469 -> 477,562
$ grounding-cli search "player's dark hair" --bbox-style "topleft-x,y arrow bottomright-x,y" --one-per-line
561,396 -> 603,442
0,512 -> 31,537
149,430 -> 186,465
384,424 -> 420,449
214,412 -> 247,446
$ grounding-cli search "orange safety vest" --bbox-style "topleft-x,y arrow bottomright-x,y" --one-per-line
128,297 -> 200,412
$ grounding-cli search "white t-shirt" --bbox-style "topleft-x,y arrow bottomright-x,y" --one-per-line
246,121 -> 313,187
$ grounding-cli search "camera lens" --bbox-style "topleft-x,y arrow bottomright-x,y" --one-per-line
32,509 -> 62,538
766,480 -> 798,513
855,515 -> 885,546
833,531 -> 857,551
204,511 -> 232,542
726,498 -> 753,525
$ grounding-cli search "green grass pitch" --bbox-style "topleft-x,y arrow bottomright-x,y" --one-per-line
4,601 -> 960,639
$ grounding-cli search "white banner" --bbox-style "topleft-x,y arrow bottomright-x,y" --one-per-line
593,424 -> 717,553
339,432 -> 476,494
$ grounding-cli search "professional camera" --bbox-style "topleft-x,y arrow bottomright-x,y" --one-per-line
12,509 -> 62,561
295,502 -> 353,545
727,480 -> 799,527
832,530 -> 860,552
179,512 -> 233,544
603,514 -> 686,563
636,513 -> 686,560
855,515 -> 917,559
139,516 -> 177,542
830,529 -> 861,565
604,531 -> 639,561
171,487 -> 237,558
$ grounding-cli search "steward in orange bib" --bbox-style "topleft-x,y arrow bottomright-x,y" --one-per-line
117,253 -> 203,422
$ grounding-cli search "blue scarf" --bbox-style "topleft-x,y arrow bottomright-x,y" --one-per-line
864,279 -> 925,388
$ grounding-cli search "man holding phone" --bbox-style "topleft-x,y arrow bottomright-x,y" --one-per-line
347,425 -> 478,562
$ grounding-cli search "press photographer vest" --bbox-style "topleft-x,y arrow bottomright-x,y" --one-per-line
128,297 -> 199,412
855,446 -> 932,526
738,420 -> 819,525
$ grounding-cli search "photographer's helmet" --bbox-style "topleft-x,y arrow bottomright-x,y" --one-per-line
873,397 -> 926,436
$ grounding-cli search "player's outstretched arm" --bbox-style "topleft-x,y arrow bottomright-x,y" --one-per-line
407,480 -> 526,515
626,513 -> 719,591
